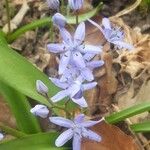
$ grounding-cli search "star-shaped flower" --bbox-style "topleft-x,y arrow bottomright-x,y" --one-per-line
49,76 -> 97,107
88,18 -> 134,50
49,114 -> 103,150
47,22 -> 102,75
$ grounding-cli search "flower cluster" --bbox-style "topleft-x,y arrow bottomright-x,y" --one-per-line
30,1 -> 134,150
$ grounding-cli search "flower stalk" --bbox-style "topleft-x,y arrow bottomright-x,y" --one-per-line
5,0 -> 11,33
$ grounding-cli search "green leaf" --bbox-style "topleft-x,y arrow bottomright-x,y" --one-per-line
0,81 -> 41,134
106,102 -> 150,124
0,32 -> 58,108
7,2 -> 103,42
0,132 -> 71,150
130,121 -> 150,133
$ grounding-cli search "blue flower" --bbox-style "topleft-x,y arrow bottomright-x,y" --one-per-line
30,105 -> 49,118
68,0 -> 84,10
49,76 -> 97,107
46,0 -> 60,10
52,13 -> 66,28
49,114 -> 103,150
47,22 -> 102,75
88,18 -> 134,50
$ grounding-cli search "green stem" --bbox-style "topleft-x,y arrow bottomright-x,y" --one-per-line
7,18 -> 51,43
61,0 -> 65,14
45,94 -> 71,117
5,0 -> 11,33
0,122 -> 26,138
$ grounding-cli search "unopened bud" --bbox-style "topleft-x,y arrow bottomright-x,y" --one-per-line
52,13 -> 66,28
36,80 -> 48,94
30,105 -> 49,118
68,0 -> 84,11
46,0 -> 60,10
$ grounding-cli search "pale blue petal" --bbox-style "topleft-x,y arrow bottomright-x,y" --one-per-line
82,82 -> 97,91
0,133 -> 4,141
51,90 -> 69,102
88,19 -> 104,34
72,89 -> 83,99
74,22 -> 85,45
69,84 -> 81,98
102,18 -> 111,29
81,45 -> 102,54
59,51 -> 71,74
59,28 -> 72,44
47,43 -> 65,53
49,77 -> 69,89
73,52 -> 86,68
86,60 -> 104,69
81,120 -> 101,128
81,68 -> 94,81
71,97 -> 88,108
55,129 -> 73,147
74,114 -> 85,123
73,134 -> 81,150
83,53 -> 96,61
82,129 -> 101,142
113,41 -> 134,50
49,117 -> 73,128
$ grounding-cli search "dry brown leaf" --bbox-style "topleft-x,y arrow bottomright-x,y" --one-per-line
82,121 -> 140,150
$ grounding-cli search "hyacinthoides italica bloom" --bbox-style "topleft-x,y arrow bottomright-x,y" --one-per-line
49,114 -> 103,150
88,18 -> 134,50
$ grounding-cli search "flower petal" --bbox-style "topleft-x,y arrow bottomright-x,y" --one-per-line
73,134 -> 81,150
102,18 -> 111,30
49,77 -> 69,89
81,45 -> 102,54
73,52 -> 86,68
83,53 -> 96,61
82,129 -> 101,142
59,51 -> 71,74
51,90 -> 69,102
86,60 -> 104,69
82,82 -> 97,91
59,28 -> 72,44
74,22 -> 85,45
113,41 -> 134,50
0,133 -> 4,141
72,97 -> 88,108
74,114 -> 85,123
49,117 -> 73,128
55,129 -> 73,147
47,43 -> 65,53
81,68 -> 94,81
81,118 -> 104,127
69,84 -> 81,98
88,19 -> 104,33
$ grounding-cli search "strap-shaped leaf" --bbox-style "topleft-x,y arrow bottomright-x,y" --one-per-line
130,121 -> 150,133
0,81 -> 41,134
106,102 -> 150,124
0,132 -> 71,150
0,32 -> 58,108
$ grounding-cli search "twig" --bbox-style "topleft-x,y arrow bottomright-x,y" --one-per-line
3,0 -> 29,33
5,0 -> 11,33
113,0 -> 142,18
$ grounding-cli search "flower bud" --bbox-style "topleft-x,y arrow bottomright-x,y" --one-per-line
68,0 -> 84,10
52,13 -> 66,28
30,105 -> 49,118
0,133 -> 4,141
46,0 -> 60,10
36,80 -> 48,94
